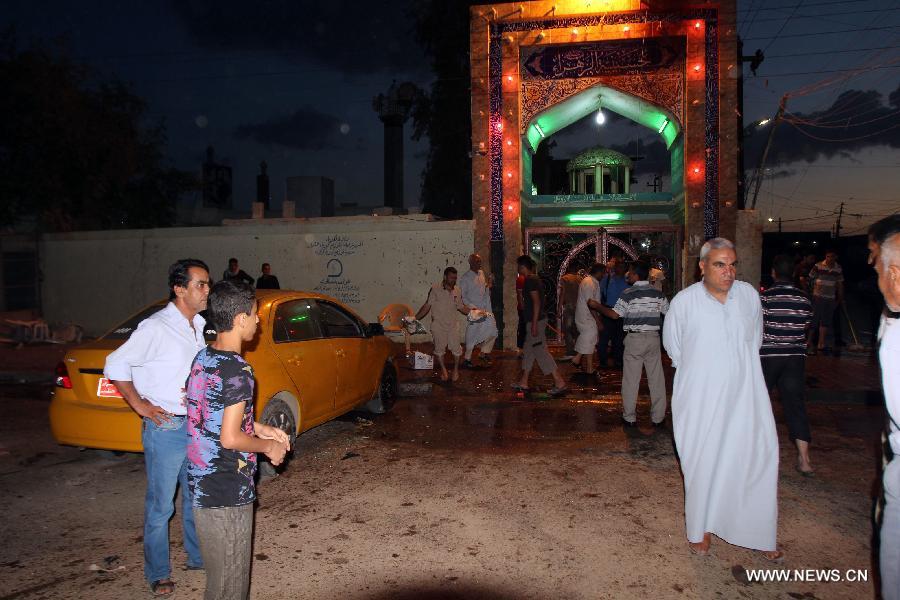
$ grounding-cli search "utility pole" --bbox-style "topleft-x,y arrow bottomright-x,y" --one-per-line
835,202 -> 845,238
737,38 -> 766,209
778,217 -> 782,234
748,94 -> 787,210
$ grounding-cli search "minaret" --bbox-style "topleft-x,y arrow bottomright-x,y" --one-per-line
373,81 -> 418,212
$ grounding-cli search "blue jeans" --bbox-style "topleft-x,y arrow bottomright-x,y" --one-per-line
882,457 -> 900,600
142,416 -> 203,583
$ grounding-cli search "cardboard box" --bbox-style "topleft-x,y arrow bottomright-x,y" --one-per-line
410,351 -> 434,370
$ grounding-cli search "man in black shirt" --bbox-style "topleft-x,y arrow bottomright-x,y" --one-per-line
255,263 -> 280,289
222,258 -> 254,286
512,255 -> 568,395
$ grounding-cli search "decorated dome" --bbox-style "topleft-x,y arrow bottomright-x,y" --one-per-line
566,146 -> 633,171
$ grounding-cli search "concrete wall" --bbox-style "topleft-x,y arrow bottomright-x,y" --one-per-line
41,216 -> 474,336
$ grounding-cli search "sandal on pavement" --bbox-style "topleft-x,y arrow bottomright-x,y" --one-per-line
689,533 -> 711,556
760,549 -> 785,563
548,386 -> 569,396
795,464 -> 815,478
511,383 -> 530,392
150,579 -> 175,597
688,544 -> 709,557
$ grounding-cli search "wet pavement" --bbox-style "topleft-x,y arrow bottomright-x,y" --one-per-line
0,344 -> 889,599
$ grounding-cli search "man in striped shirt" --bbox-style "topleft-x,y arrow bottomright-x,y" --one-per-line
599,261 -> 669,428
807,250 -> 843,355
761,254 -> 814,475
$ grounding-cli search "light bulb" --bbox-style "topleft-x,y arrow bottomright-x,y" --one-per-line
595,108 -> 606,125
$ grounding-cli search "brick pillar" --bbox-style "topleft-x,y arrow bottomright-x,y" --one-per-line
736,209 -> 763,287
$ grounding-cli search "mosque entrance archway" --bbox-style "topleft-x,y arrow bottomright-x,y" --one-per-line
525,226 -> 681,344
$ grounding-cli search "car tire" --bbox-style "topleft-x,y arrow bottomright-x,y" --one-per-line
364,364 -> 398,414
259,399 -> 296,478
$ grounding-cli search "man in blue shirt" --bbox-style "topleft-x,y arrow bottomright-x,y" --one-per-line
597,256 -> 630,367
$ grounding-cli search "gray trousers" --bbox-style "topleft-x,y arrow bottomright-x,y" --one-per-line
883,457 -> 900,600
523,319 -> 557,376
621,331 -> 667,424
194,503 -> 254,600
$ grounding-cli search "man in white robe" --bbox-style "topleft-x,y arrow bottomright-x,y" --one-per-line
571,263 -> 605,375
663,237 -> 782,559
460,254 -> 498,367
871,218 -> 900,600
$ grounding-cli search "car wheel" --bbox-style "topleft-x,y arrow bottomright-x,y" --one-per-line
365,364 -> 397,414
259,399 -> 296,478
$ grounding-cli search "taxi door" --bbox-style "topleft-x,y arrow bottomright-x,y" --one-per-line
269,299 -> 337,423
315,300 -> 371,410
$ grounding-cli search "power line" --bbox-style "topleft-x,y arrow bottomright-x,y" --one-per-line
787,119 -> 900,141
759,63 -> 900,78
763,0 -> 807,53
743,25 -> 900,42
749,6 -> 900,25
752,6 -> 900,25
766,45 -> 900,59
735,0 -> 878,15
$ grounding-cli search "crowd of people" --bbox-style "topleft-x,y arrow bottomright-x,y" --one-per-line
413,216 -> 900,598
97,214 -> 900,599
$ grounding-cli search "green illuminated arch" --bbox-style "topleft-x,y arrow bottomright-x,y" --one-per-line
525,83 -> 681,152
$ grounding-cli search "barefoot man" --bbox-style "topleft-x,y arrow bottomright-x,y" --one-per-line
662,238 -> 783,561
416,267 -> 469,382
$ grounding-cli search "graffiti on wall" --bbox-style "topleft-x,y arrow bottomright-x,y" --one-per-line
307,236 -> 366,306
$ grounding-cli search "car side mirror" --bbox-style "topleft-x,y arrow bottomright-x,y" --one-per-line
366,322 -> 385,337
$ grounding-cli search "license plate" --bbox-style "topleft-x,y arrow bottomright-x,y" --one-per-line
97,378 -> 123,398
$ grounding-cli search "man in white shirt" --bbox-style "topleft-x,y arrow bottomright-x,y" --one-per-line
459,254 -> 498,368
105,259 -> 211,597
663,238 -> 782,560
876,223 -> 900,600
571,263 -> 605,376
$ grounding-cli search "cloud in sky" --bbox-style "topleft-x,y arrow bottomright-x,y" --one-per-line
170,0 -> 425,75
234,106 -> 355,150
745,83 -> 900,168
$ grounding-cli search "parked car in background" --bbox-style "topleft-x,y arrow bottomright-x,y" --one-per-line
50,290 -> 398,460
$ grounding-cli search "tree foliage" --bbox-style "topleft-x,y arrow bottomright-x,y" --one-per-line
411,1 -> 474,220
0,31 -> 195,231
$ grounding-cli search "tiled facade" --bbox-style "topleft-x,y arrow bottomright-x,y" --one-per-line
470,0 -> 743,346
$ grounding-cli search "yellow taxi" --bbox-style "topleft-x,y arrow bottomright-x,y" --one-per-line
49,290 -> 398,453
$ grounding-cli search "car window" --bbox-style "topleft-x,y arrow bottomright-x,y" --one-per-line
272,300 -> 323,343
104,305 -> 165,339
317,302 -> 363,338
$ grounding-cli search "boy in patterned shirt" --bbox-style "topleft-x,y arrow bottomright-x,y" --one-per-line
186,280 -> 289,600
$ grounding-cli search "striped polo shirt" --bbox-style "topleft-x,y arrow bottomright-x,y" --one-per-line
612,281 -> 669,332
760,282 -> 813,357
809,261 -> 843,300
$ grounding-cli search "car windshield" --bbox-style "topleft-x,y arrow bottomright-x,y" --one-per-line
104,304 -> 217,341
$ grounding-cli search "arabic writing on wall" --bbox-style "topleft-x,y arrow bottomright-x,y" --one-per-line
314,278 -> 363,305
307,235 -> 364,257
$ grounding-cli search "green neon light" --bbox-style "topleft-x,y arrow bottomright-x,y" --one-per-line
289,314 -> 309,322
657,118 -> 669,134
534,123 -> 545,138
567,213 -> 623,223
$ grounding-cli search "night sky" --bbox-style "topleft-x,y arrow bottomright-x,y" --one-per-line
5,0 -> 899,232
